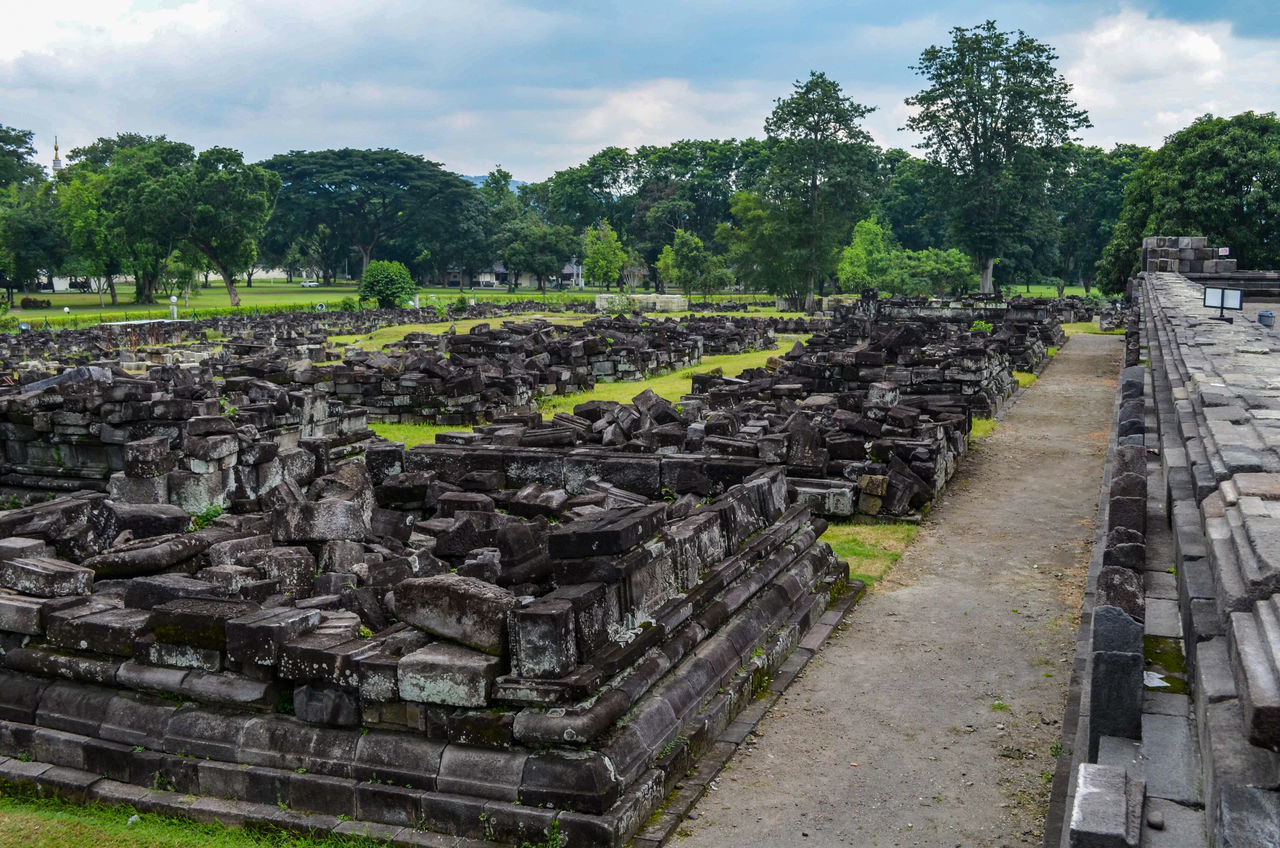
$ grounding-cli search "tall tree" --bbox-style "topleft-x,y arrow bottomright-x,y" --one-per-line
0,125 -> 43,188
0,183 -> 67,301
99,140 -> 196,304
905,20 -> 1090,295
162,147 -> 281,307
497,215 -> 576,292
1054,143 -> 1146,292
837,216 -> 894,292
717,191 -> 803,304
655,229 -> 710,298
260,148 -> 476,278
581,220 -> 628,290
1097,112 -> 1280,293
763,70 -> 876,297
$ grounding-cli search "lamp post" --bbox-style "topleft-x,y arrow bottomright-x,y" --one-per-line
170,296 -> 178,321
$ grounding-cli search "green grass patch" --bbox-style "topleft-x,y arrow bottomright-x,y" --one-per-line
970,418 -> 996,441
534,339 -> 801,419
1047,346 -> 1059,357
1013,371 -> 1036,389
1060,320 -> 1125,337
370,336 -> 808,447
823,518 -> 919,585
0,790 -> 382,848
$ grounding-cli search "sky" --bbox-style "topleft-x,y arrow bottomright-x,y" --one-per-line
3,0 -> 1278,182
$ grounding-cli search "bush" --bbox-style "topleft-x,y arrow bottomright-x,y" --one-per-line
359,261 -> 416,309
19,297 -> 51,309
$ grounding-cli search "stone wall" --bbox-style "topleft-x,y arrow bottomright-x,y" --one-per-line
1063,270 -> 1280,847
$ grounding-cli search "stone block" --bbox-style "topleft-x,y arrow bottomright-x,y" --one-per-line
272,498 -> 371,543
398,643 -> 503,707
509,598 -> 577,679
1097,567 -> 1145,622
393,574 -> 520,655
226,607 -> 322,667
123,573 -> 224,610
149,598 -> 261,650
1216,785 -> 1280,848
1090,651 -> 1144,758
293,682 -> 359,727
0,588 -> 45,634
1229,597 -> 1280,748
0,556 -> 93,598
0,537 -> 53,562
548,503 -> 667,558
1069,762 -> 1143,848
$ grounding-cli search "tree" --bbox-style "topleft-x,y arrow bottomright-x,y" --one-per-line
0,183 -> 67,302
656,229 -> 710,298
162,147 -> 281,307
1053,143 -> 1146,292
497,215 -> 577,292
582,220 -> 628,289
1097,112 -> 1280,293
98,140 -> 196,303
0,125 -> 43,189
59,169 -> 121,306
717,191 -> 804,304
260,148 -> 476,278
905,20 -> 1090,295
360,259 -> 416,308
837,217 -> 894,292
886,247 -> 980,296
763,70 -> 876,298
876,149 -> 949,252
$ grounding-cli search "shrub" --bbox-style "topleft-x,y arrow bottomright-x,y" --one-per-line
970,319 -> 994,334
359,261 -> 416,309
19,297 -> 51,309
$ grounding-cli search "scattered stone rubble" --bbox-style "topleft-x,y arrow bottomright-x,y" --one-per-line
0,301 -> 1078,846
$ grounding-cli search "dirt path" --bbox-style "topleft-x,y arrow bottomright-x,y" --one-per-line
677,332 -> 1123,848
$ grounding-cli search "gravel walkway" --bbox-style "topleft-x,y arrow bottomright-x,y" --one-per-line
677,332 -> 1123,848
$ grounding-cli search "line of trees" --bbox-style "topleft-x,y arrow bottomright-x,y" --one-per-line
6,20 -> 1278,309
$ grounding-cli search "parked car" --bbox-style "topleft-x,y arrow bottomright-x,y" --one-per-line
300,280 -> 319,288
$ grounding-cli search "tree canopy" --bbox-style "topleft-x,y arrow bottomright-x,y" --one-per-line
906,20 -> 1090,294
1097,112 -> 1280,293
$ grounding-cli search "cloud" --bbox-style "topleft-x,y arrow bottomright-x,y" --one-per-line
5,1 -> 1280,181
1059,7 -> 1280,148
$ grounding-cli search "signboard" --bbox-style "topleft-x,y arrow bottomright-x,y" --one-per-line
1204,287 -> 1243,310
1204,286 -> 1244,323
1218,247 -> 1231,256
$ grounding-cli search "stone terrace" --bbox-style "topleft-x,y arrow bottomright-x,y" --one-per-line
1063,270 -> 1280,847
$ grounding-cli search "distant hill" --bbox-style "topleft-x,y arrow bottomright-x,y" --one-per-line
459,174 -> 529,189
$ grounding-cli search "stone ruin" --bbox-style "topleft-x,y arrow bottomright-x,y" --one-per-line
0,456 -> 844,845
1060,265 -> 1280,847
0,301 -> 1077,845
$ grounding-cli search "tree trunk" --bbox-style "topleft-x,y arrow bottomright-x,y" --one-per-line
219,268 -> 241,307
245,268 -> 254,288
979,257 -> 995,296
107,275 -> 117,306
135,273 -> 157,304
358,246 -> 372,278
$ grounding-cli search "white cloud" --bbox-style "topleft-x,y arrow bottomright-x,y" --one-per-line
1060,8 -> 1280,148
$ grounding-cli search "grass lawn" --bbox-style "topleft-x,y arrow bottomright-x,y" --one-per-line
1060,320 -> 1125,337
1007,283 -> 1092,299
823,519 -> 920,585
1014,371 -> 1037,389
0,791 -> 380,848
370,335 -> 807,447
10,280 -> 363,319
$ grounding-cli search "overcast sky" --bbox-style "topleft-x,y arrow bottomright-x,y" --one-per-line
4,1 -> 1278,182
